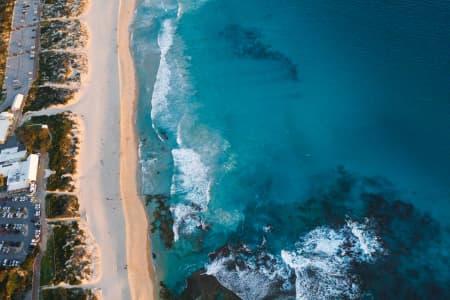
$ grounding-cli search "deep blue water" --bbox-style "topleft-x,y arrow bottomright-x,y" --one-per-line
132,0 -> 450,299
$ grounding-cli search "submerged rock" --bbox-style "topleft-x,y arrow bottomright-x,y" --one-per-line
178,271 -> 241,300
146,194 -> 174,249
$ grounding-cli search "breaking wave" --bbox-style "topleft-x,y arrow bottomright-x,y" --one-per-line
282,219 -> 383,300
170,148 -> 211,241
205,244 -> 292,300
205,219 -> 383,300
150,18 -> 176,138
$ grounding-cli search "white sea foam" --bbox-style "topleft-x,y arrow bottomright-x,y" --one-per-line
281,228 -> 357,300
347,219 -> 381,260
169,133 -> 236,240
282,221 -> 382,300
170,203 -> 199,241
177,3 -> 184,19
170,148 -> 211,240
151,18 -> 175,139
171,148 -> 210,208
205,253 -> 291,300
205,220 -> 383,300
150,15 -> 194,141
176,116 -> 187,145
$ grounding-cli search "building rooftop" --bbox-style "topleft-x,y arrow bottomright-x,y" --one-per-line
0,112 -> 14,144
0,154 -> 39,192
0,137 -> 38,193
11,94 -> 24,112
0,136 -> 26,152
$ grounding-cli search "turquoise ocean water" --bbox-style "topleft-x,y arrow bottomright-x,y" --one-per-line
132,0 -> 450,298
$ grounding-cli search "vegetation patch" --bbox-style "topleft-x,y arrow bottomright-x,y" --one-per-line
37,51 -> 87,85
40,222 -> 93,286
17,112 -> 79,191
46,193 -> 80,218
24,85 -> 76,112
41,288 -> 98,300
42,0 -> 88,19
0,0 -> 15,96
16,124 -> 52,153
40,19 -> 88,50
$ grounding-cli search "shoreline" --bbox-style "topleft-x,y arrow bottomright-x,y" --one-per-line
118,0 -> 156,299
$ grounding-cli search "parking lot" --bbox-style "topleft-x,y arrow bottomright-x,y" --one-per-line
1,0 -> 40,111
0,193 -> 40,266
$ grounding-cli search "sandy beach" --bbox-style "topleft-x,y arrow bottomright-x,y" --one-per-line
118,0 -> 156,299
70,0 -> 156,298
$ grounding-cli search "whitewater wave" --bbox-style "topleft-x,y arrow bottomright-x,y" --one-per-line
171,203 -> 201,241
281,220 -> 382,300
205,246 -> 292,300
150,18 -> 176,139
171,148 -> 210,208
205,220 -> 383,300
170,148 -> 211,241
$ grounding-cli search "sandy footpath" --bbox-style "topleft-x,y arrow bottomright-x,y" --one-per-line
118,0 -> 156,299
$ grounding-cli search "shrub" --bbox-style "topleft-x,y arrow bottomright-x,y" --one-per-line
23,85 -> 76,112
45,193 -> 80,218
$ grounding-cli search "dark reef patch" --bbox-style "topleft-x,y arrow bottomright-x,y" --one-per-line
178,271 -> 241,300
159,273 -> 241,300
146,194 -> 174,249
220,24 -> 298,81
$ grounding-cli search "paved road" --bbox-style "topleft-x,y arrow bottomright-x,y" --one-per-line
1,0 -> 40,111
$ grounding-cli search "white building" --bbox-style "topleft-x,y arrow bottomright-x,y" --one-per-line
11,94 -> 24,112
5,154 -> 39,193
0,146 -> 27,163
0,137 -> 39,193
0,154 -> 39,193
0,136 -> 27,162
0,112 -> 14,144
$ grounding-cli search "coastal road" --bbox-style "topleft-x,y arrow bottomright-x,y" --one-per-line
1,0 -> 40,111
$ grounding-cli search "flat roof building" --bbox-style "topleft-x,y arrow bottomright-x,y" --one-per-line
11,94 -> 24,112
0,137 -> 38,193
0,154 -> 39,193
0,136 -> 26,151
0,136 -> 27,163
0,112 -> 14,144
